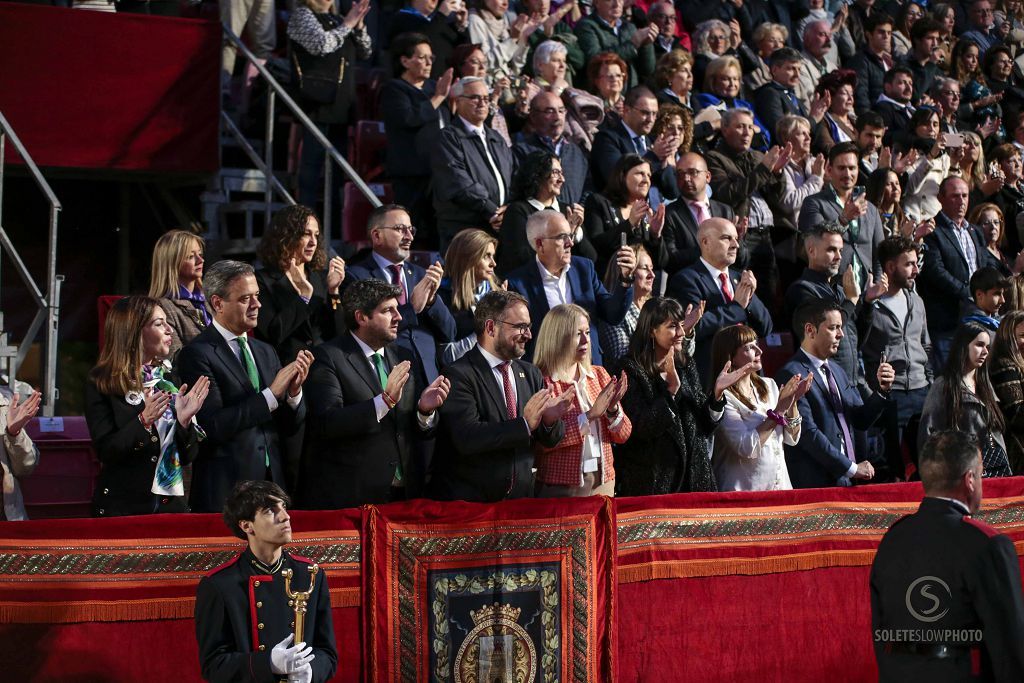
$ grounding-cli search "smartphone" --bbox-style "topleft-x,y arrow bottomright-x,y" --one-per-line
943,132 -> 965,147
620,231 -> 628,247
851,186 -> 866,201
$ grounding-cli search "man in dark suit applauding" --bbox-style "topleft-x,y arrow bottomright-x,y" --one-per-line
430,290 -> 571,502
299,279 -> 451,509
667,217 -> 773,382
663,152 -> 736,275
346,204 -> 457,385
506,209 -> 635,365
179,260 -> 311,513
775,299 -> 893,489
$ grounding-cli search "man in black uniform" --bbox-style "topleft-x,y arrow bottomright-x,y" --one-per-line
195,481 -> 337,683
870,430 -> 1024,681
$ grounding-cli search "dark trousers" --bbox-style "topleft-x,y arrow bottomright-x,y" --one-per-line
743,228 -> 780,316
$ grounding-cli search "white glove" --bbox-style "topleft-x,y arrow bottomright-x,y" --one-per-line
270,634 -> 314,675
287,662 -> 313,683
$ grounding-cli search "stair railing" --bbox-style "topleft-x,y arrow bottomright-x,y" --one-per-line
0,110 -> 62,417
221,23 -> 382,246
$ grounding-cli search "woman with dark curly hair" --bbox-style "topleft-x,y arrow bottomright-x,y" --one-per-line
582,153 -> 668,275
497,150 -> 596,275
650,103 -> 693,162
254,204 -> 346,364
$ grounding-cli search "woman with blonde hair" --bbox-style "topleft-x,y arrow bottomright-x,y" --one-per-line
148,230 -> 209,361
989,309 -> 1024,472
708,324 -> 810,491
254,204 -> 346,364
438,228 -> 502,365
86,296 -> 210,517
532,303 -> 631,497
696,55 -> 770,148
745,23 -> 788,95
968,202 -> 1016,275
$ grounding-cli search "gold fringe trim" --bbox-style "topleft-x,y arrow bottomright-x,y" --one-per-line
0,587 -> 361,624
617,549 -> 878,583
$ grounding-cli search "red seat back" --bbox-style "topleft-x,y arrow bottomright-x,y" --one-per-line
342,182 -> 393,245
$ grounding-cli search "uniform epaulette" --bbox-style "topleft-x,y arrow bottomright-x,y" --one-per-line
962,515 -> 1000,538
288,552 -> 314,564
205,552 -> 242,577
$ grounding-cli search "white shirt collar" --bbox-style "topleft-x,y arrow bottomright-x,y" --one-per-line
459,115 -> 486,137
876,93 -> 913,110
802,347 -> 828,370
478,344 -> 510,370
621,120 -> 644,144
699,257 -> 730,285
372,251 -> 404,273
536,255 -> 568,281
350,331 -> 382,359
527,197 -> 559,212
212,318 -> 247,344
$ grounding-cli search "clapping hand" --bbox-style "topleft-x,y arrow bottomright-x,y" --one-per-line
326,256 -> 346,294
734,270 -> 757,308
342,0 -> 371,30
175,376 -> 210,428
285,257 -> 314,300
649,203 -> 667,239
565,203 -> 585,232
682,300 -> 705,336
863,272 -> 889,302
586,371 -> 629,421
417,375 -> 452,414
411,262 -> 444,313
714,360 -> 757,400
841,264 -> 861,302
809,91 -> 830,123
775,374 -> 804,415
141,388 -> 172,427
288,349 -> 314,397
6,390 -> 41,436
660,352 -> 681,396
384,360 -> 412,404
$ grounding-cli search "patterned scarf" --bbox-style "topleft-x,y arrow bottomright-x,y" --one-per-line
142,362 -> 184,497
177,284 -> 212,326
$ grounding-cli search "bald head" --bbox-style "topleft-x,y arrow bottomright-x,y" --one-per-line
699,218 -> 740,269
530,91 -> 566,139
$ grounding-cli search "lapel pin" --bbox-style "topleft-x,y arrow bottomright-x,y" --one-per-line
519,372 -> 525,378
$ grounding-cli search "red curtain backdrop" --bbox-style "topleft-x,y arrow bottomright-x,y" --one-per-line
0,4 -> 219,174
2,480 -> 1023,682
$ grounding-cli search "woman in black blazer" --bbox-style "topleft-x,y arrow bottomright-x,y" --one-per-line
255,204 -> 346,365
380,32 -> 455,231
86,296 -> 209,516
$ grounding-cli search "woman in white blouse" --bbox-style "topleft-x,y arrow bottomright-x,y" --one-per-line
709,324 -> 811,491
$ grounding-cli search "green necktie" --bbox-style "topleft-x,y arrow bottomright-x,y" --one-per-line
371,352 -> 388,389
236,335 -> 260,391
371,352 -> 401,482
236,335 -> 268,467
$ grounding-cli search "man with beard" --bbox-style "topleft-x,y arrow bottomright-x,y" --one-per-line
195,480 -> 337,683
775,299 -> 894,488
859,237 -> 933,461
429,289 -> 571,501
662,152 -> 737,275
785,221 -> 887,383
874,66 -> 917,145
345,204 -> 457,385
297,279 -> 452,508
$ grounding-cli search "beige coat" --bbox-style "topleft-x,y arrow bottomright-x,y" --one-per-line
0,392 -> 38,520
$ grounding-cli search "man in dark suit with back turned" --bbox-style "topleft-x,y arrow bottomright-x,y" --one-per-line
871,430 -> 1024,682
345,204 -> 457,385
429,290 -> 571,502
775,299 -> 893,489
298,279 -> 451,509
179,260 -> 311,513
667,217 -> 773,383
663,152 -> 736,275
506,209 -> 635,366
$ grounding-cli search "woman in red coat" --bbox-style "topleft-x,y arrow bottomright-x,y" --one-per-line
532,303 -> 632,496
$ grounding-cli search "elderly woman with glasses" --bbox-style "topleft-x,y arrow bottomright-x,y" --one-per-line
587,52 -> 629,116
529,40 -> 605,150
969,202 -> 1018,275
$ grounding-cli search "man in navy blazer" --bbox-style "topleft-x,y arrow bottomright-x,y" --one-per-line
506,210 -> 635,365
918,176 -> 1001,368
345,204 -> 457,384
430,77 -> 514,250
590,86 -> 680,202
775,299 -> 894,489
667,217 -> 773,383
663,153 -> 738,275
179,260 -> 311,513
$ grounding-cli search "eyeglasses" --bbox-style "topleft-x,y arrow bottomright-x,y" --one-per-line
376,224 -> 417,236
629,106 -> 659,118
540,232 -> 576,244
494,319 -> 532,335
939,89 -> 961,98
459,94 -> 489,104
548,168 -> 565,177
464,58 -> 487,68
978,219 -> 1002,227
677,168 -> 707,177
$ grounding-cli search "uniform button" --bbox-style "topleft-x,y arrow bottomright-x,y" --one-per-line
98,509 -> 105,515
256,601 -> 263,608
258,645 -> 265,652
258,623 -> 264,630
103,488 -> 109,494
290,621 -> 295,629
150,456 -> 158,463
151,435 -> 158,443
288,599 -> 294,607
253,580 -> 261,587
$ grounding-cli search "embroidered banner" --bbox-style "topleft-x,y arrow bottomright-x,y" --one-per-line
363,497 -> 616,683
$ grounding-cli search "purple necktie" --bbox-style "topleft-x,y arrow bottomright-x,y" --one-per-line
388,264 -> 407,305
822,362 -> 857,465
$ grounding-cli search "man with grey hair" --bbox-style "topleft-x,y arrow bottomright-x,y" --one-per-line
871,429 -> 1024,680
930,77 -> 964,133
506,209 -> 635,365
798,19 -> 835,110
513,90 -> 589,206
431,76 -> 514,251
179,260 -> 312,512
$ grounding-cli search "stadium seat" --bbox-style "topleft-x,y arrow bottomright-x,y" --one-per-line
342,182 -> 393,245
350,120 -> 387,182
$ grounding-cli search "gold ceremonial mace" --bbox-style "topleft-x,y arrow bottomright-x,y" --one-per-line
282,564 -> 319,644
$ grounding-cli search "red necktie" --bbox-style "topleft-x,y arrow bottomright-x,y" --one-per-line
691,201 -> 711,225
719,272 -> 733,303
388,264 -> 407,305
499,361 -> 517,419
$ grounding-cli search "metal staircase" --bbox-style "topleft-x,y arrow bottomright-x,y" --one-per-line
0,110 -> 62,416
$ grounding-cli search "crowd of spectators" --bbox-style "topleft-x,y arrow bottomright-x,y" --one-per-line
22,0 -> 1024,516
